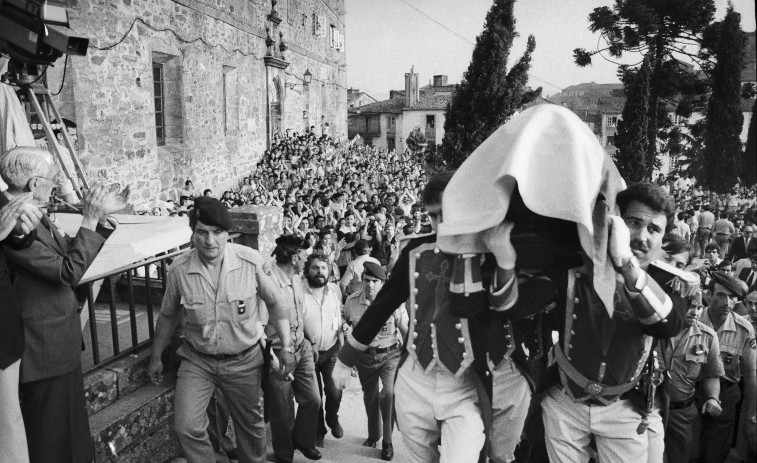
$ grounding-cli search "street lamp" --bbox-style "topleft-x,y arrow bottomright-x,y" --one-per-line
287,69 -> 312,89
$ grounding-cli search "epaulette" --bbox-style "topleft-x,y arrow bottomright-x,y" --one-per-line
733,313 -> 756,335
696,320 -> 718,338
235,244 -> 263,264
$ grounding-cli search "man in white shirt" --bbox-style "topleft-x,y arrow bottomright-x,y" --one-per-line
302,253 -> 345,445
339,239 -> 379,296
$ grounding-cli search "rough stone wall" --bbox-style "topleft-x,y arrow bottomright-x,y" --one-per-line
45,0 -> 347,205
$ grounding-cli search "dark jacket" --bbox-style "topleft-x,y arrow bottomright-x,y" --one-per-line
0,194 -> 35,370
4,215 -> 111,382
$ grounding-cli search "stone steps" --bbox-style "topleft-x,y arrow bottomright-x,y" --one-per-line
89,374 -> 178,462
84,348 -> 152,416
84,345 -> 181,462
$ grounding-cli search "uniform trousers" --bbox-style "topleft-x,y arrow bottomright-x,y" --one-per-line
664,401 -> 698,463
207,388 -> 235,460
0,359 -> 29,463
394,356 -> 485,463
542,385 -> 651,463
355,346 -> 401,443
174,343 -> 265,463
490,357 -> 531,463
314,342 -> 342,437
268,341 -> 320,463
699,380 -> 741,463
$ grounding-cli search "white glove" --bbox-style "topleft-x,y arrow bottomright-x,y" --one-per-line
481,221 -> 517,269
332,359 -> 352,390
607,215 -> 633,267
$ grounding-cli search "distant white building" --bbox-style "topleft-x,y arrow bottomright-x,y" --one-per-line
348,67 -> 454,152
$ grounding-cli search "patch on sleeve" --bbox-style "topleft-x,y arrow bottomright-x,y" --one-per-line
750,338 -> 756,350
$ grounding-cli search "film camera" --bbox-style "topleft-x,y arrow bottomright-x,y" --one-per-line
0,0 -> 89,83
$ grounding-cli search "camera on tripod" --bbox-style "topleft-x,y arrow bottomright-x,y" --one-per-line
0,0 -> 89,83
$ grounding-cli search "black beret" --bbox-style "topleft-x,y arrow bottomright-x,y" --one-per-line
275,234 -> 309,250
193,196 -> 232,230
710,271 -> 747,298
363,262 -> 386,281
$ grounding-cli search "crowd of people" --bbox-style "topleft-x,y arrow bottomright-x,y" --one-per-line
1,104 -> 756,463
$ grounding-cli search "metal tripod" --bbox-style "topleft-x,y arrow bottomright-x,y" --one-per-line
15,82 -> 89,200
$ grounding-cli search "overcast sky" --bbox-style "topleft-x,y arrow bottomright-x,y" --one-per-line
344,0 -> 756,98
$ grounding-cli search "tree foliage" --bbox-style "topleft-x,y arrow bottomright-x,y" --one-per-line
439,0 -> 540,168
700,6 -> 745,193
614,58 -> 650,182
405,126 -> 427,153
574,0 -> 715,180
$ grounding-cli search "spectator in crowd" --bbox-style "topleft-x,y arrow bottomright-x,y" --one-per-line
713,213 -> 736,258
698,205 -> 716,258
339,239 -> 379,297
727,224 -> 757,263
1,147 -> 122,463
147,197 -> 295,463
0,192 -> 42,463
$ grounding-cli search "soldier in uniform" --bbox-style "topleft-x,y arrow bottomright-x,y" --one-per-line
697,272 -> 757,462
265,235 -> 322,463
342,262 -> 407,460
540,183 -> 686,463
661,290 -> 724,463
332,173 -> 520,463
147,197 -> 296,463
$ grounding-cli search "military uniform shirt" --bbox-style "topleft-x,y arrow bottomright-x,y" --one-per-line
344,288 -> 404,349
160,244 -> 272,355
265,264 -> 306,348
663,321 -> 725,403
700,310 -> 756,384
302,281 -> 342,352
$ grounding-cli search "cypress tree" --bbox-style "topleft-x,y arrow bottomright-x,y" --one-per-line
701,6 -> 745,192
614,58 -> 651,183
440,0 -> 540,168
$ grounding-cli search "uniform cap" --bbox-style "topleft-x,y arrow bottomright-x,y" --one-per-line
363,262 -> 386,281
710,271 -> 747,298
275,234 -> 309,250
192,196 -> 232,230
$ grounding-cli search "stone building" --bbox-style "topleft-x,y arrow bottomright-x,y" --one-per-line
348,67 -> 452,153
45,0 -> 347,204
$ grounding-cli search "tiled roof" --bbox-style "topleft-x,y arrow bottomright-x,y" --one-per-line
405,86 -> 455,111
352,97 -> 405,114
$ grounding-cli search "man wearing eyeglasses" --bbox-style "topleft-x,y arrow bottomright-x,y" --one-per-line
727,225 -> 757,263
660,290 -> 725,463
1,146 -> 123,463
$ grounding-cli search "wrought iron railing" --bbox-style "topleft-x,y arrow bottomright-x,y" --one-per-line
78,234 -> 240,372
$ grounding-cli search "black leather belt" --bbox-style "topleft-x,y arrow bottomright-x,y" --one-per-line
365,343 -> 399,356
187,341 -> 256,360
669,397 -> 695,410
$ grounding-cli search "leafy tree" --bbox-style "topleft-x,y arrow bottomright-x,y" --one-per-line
440,0 -> 540,168
614,58 -> 650,182
405,126 -> 427,154
700,6 -> 745,193
574,0 -> 715,180
744,99 -> 757,187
